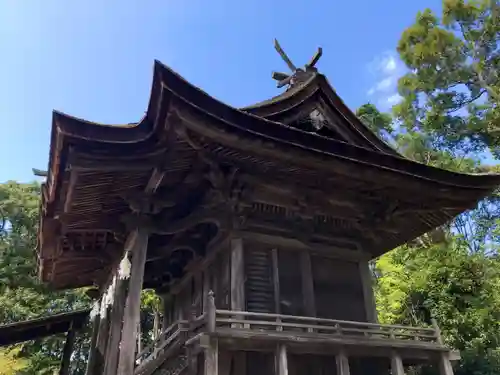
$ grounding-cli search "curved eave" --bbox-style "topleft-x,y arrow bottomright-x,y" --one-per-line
242,73 -> 400,156
152,62 -> 500,192
44,60 -> 500,216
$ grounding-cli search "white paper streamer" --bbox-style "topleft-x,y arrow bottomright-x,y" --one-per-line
105,276 -> 116,307
100,291 -> 108,319
118,252 -> 132,280
89,300 -> 101,319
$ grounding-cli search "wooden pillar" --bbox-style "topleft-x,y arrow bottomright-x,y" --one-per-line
103,277 -> 127,375
203,268 -> 211,313
271,249 -> 281,314
336,350 -> 350,375
230,238 -> 245,311
276,344 -> 288,375
84,306 -> 101,375
59,326 -> 76,375
433,319 -> 454,375
391,351 -> 404,375
117,228 -> 149,375
95,304 -> 110,374
204,339 -> 218,375
438,354 -> 455,375
359,259 -> 378,323
300,251 -> 316,317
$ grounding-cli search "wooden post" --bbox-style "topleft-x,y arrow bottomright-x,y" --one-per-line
276,344 -> 288,375
432,318 -> 443,345
390,351 -> 404,375
59,326 -> 76,375
336,350 -> 350,375
117,228 -> 149,375
207,290 -> 216,333
271,249 -> 281,314
300,251 -> 316,317
204,339 -> 218,375
230,238 -> 245,311
203,269 -> 211,313
95,304 -> 110,374
84,306 -> 101,375
432,320 -> 455,375
359,259 -> 378,323
103,277 -> 127,375
438,354 -> 455,375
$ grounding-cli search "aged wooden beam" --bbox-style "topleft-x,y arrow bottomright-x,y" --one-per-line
359,259 -> 378,323
103,277 -> 127,375
204,336 -> 218,375
271,248 -> 281,314
94,304 -> 110,374
230,238 -> 245,311
117,228 -> 149,375
177,106 -> 488,203
300,251 -> 316,317
63,168 -> 78,213
59,325 -> 76,375
391,350 -> 405,375
438,354 -> 455,375
236,231 -> 368,262
84,306 -> 101,375
276,344 -> 289,375
336,350 -> 351,375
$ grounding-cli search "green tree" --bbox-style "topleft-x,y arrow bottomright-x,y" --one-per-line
394,0 -> 500,157
0,182 -> 90,374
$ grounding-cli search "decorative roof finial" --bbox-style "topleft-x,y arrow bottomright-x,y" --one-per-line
272,39 -> 323,89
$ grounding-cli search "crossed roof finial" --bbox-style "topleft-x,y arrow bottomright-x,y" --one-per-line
272,39 -> 323,88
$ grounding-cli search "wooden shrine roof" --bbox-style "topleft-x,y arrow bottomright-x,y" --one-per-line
35,58 -> 500,291
0,309 -> 89,346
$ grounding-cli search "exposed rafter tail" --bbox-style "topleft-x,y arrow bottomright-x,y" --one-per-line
33,168 -> 48,177
272,71 -> 290,81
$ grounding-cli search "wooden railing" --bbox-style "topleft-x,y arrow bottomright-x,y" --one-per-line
212,310 -> 439,343
135,292 -> 444,372
135,320 -> 187,368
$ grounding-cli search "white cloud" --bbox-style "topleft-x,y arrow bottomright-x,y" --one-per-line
366,52 -> 405,109
386,94 -> 402,105
382,56 -> 397,73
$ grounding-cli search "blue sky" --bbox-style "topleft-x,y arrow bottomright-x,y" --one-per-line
0,0 -> 441,182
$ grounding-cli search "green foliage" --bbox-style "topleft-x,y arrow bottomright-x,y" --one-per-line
394,0 -> 500,157
0,347 -> 28,374
356,103 -> 394,140
0,182 -> 91,374
369,2 -> 500,373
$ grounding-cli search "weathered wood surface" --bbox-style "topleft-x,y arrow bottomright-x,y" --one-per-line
391,350 -> 405,375
59,326 -> 76,375
300,251 -> 316,318
84,309 -> 101,375
358,259 -> 378,323
103,278 -> 127,375
117,229 -> 149,375
276,344 -> 289,375
230,238 -> 245,311
336,350 -> 350,375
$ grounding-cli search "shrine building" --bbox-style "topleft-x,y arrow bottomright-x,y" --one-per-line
35,41 -> 500,375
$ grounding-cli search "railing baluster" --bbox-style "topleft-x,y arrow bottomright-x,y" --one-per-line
207,290 -> 216,333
